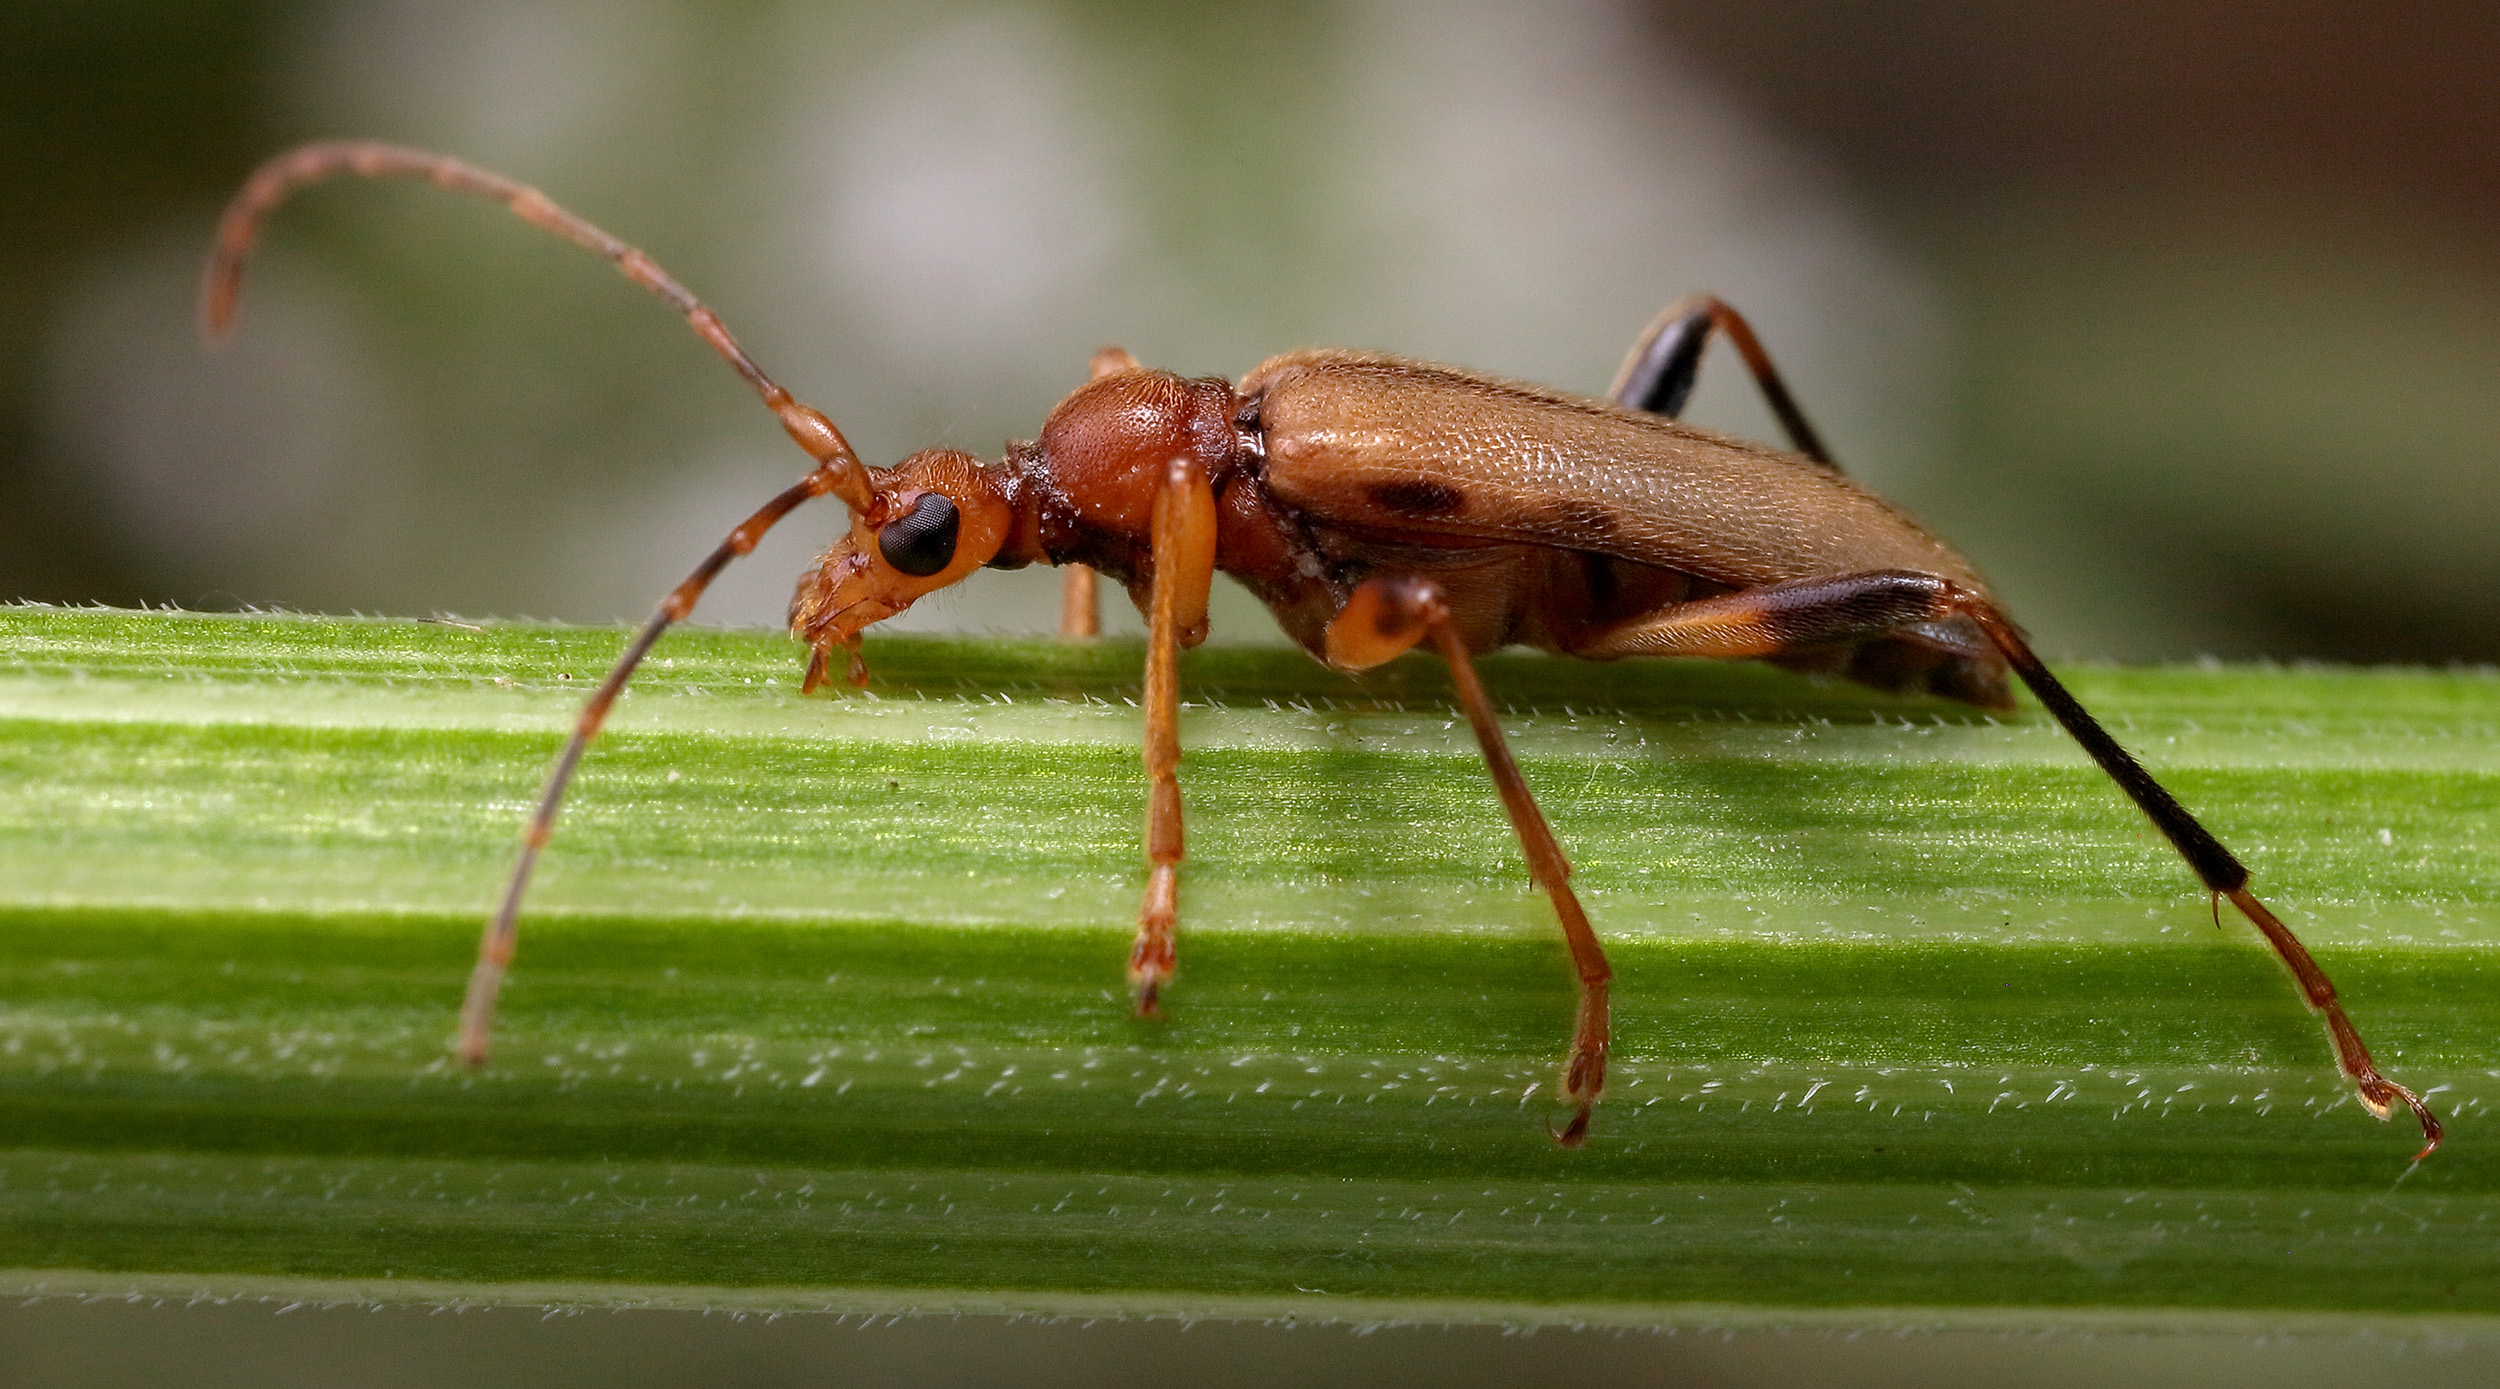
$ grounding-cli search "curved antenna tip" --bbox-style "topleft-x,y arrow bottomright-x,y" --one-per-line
197,277 -> 240,345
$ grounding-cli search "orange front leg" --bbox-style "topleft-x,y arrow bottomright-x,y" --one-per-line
1329,576 -> 1613,1146
1129,455 -> 1217,1015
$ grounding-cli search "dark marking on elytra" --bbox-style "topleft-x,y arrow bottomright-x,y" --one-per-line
1368,479 -> 1467,516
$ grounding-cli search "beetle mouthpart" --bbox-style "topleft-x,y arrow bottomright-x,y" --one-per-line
798,635 -> 871,695
790,539 -> 910,657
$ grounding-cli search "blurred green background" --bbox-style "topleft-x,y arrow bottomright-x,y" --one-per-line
7,0 -> 2494,660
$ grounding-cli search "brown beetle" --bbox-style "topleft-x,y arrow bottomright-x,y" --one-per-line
204,142 -> 2441,1157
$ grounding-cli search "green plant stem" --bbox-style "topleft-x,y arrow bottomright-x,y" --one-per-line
0,606 -> 2494,1327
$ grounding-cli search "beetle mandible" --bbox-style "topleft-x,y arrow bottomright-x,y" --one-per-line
202,141 -> 2441,1157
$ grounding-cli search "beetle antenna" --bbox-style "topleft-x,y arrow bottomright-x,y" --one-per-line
456,465 -> 848,1065
1962,603 -> 2442,1160
201,140 -> 875,512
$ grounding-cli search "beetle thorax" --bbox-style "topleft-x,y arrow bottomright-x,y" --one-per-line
1042,371 -> 1239,534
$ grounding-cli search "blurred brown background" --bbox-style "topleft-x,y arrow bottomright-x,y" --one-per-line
5,0 -> 2497,662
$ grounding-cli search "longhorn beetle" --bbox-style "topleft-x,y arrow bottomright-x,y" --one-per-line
203,141 -> 2440,1157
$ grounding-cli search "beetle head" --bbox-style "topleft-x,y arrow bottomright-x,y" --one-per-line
789,447 -> 1013,690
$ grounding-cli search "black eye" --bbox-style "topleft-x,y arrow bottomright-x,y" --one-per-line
877,492 -> 960,577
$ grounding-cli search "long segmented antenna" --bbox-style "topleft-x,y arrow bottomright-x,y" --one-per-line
458,469 -> 845,1064
1962,603 -> 2443,1160
202,140 -> 876,513
203,141 -> 888,1063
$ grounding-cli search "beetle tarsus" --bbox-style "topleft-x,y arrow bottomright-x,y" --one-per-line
2216,886 -> 2443,1159
1130,863 -> 1179,1020
1550,1104 -> 1593,1149
2366,1073 -> 2444,1160
1960,606 -> 2439,1161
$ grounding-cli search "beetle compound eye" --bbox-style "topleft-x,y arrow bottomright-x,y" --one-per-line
877,492 -> 961,577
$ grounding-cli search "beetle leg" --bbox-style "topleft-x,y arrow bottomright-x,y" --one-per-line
1566,569 -> 1958,661
1131,457 -> 1219,1016
1572,570 -> 2443,1158
1328,576 -> 1613,1147
1609,292 -> 1837,469
1060,566 -> 1100,638
1961,606 -> 2443,1159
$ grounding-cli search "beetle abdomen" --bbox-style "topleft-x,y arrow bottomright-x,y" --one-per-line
1244,350 -> 1986,594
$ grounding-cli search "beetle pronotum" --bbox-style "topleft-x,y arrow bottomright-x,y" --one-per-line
204,141 -> 2440,1157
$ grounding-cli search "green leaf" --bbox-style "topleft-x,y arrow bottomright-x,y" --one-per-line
1,605 -> 2493,1329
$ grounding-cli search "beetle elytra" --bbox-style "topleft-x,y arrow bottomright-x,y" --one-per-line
204,141 -> 2441,1157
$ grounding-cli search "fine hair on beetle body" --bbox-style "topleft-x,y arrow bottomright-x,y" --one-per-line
201,140 -> 2442,1160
